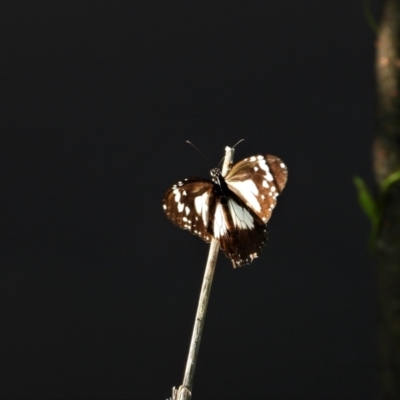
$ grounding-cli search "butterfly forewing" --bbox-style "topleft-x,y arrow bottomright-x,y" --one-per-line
163,153 -> 288,268
224,155 -> 288,223
163,178 -> 215,243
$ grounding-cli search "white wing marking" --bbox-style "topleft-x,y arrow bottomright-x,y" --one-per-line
228,198 -> 255,229
213,203 -> 227,238
258,159 -> 274,181
194,191 -> 209,226
227,180 -> 261,212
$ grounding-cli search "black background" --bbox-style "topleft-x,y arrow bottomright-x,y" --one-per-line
1,2 -> 379,399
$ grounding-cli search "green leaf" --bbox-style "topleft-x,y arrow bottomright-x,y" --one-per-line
354,171 -> 400,253
353,176 -> 381,253
353,176 -> 379,227
362,0 -> 378,35
380,169 -> 400,195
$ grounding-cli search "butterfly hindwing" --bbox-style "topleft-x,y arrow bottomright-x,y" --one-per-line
224,155 -> 288,223
213,193 -> 268,267
163,178 -> 215,243
163,153 -> 288,267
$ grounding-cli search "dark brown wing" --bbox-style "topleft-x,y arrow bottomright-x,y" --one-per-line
213,192 -> 268,268
163,178 -> 215,243
224,155 -> 288,223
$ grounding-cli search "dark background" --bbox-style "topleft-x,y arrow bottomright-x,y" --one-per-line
1,1 -> 380,399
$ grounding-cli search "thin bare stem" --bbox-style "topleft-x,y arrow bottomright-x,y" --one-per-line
169,146 -> 235,400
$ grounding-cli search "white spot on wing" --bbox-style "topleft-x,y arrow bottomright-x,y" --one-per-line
202,204 -> 208,225
194,192 -> 209,226
258,159 -> 274,181
280,162 -> 285,168
163,204 -> 167,210
185,206 -> 190,215
228,199 -> 255,229
213,203 -> 227,238
227,180 -> 261,212
250,252 -> 258,260
174,191 -> 181,202
194,195 -> 202,214
178,202 -> 184,212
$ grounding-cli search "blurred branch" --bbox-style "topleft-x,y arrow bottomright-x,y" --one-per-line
374,0 -> 400,398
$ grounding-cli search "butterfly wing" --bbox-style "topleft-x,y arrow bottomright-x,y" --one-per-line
224,155 -> 288,223
163,154 -> 288,267
163,178 -> 216,243
213,192 -> 268,267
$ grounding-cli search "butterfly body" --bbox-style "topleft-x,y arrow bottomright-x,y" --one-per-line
163,155 -> 287,267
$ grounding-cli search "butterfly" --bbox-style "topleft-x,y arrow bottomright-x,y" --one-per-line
163,154 -> 288,267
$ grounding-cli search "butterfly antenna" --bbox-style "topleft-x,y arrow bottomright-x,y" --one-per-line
231,138 -> 245,149
217,138 -> 245,168
186,140 -> 209,164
